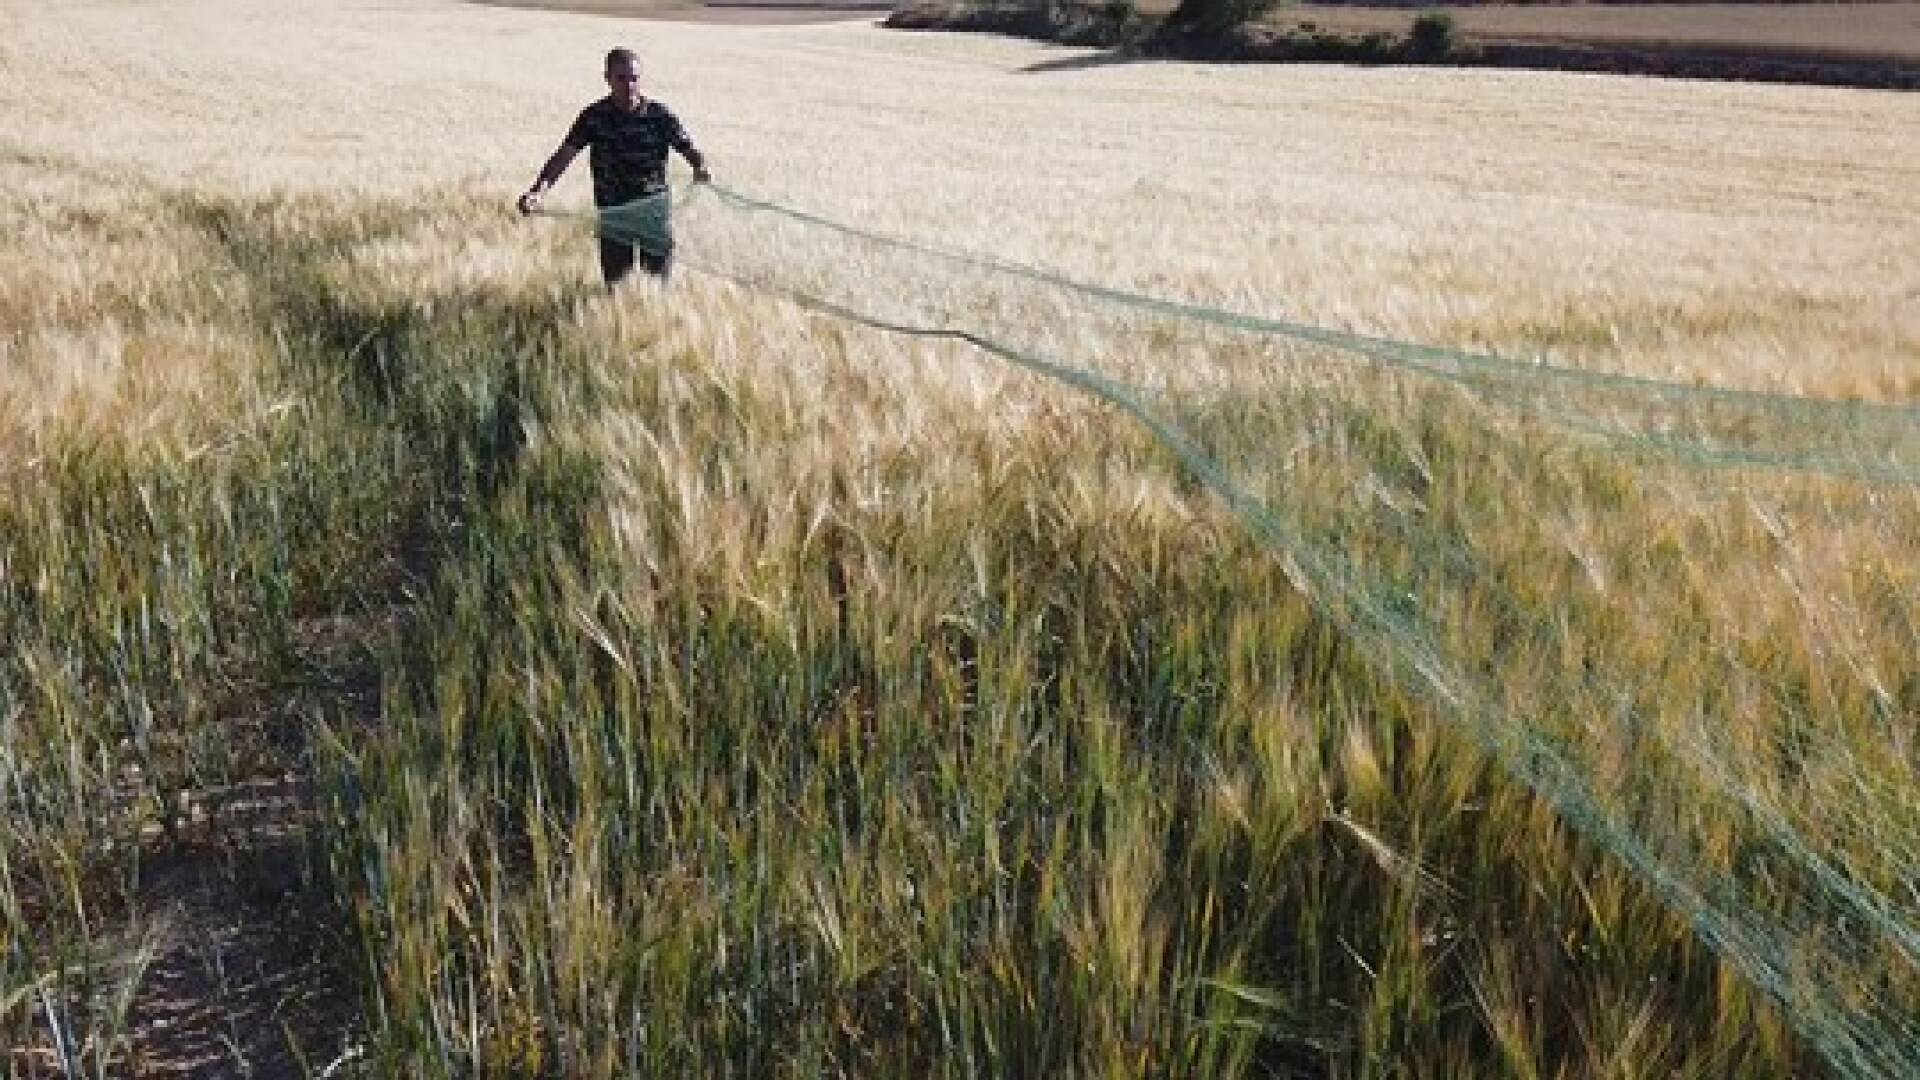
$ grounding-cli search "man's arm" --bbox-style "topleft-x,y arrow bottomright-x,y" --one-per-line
666,112 -> 712,183
519,143 -> 583,214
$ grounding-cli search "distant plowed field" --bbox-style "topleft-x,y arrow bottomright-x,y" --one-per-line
1272,3 -> 1920,61
472,0 -> 891,22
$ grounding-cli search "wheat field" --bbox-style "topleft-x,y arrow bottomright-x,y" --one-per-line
3,0 -> 1918,1075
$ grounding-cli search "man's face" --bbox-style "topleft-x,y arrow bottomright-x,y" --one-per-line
606,59 -> 642,108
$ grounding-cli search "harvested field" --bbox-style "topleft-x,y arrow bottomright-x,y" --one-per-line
1277,3 -> 1920,61
471,0 -> 891,24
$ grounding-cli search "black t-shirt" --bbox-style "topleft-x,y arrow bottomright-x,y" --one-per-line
563,98 -> 700,207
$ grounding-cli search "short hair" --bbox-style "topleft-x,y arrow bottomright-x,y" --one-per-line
605,47 -> 638,72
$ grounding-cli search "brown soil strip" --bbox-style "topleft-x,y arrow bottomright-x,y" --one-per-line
1277,3 -> 1920,62
112,534 -> 425,1076
117,602 -> 401,1077
123,830 -> 354,1078
469,0 -> 889,24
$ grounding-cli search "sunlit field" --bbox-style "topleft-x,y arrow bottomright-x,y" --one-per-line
3,0 -> 1917,1075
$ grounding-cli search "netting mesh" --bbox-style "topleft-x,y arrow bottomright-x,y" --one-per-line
583,187 -> 1920,1076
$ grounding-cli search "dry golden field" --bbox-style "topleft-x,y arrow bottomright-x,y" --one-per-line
5,0 -> 1918,395
3,0 -> 1918,1075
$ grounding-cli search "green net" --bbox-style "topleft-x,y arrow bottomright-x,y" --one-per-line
584,185 -> 1920,1076
573,189 -> 677,258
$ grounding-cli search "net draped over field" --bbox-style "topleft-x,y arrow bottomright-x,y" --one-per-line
6,0 -> 1920,1069
585,187 -> 1920,1076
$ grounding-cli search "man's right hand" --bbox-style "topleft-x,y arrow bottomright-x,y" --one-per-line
517,189 -> 543,215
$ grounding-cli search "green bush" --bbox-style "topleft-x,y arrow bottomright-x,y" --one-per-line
1058,0 -> 1141,45
1407,10 -> 1459,61
1162,0 -> 1279,39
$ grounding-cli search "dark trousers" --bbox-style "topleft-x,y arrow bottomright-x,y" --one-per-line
600,238 -> 671,286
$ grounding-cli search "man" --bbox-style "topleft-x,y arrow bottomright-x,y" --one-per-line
519,47 -> 711,285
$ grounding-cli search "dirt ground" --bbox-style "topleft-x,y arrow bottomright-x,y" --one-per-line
469,0 -> 890,24
1272,3 -> 1920,62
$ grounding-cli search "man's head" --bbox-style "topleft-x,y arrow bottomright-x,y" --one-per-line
604,47 -> 642,109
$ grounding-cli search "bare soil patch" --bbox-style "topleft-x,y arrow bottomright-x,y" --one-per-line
123,836 -> 355,1078
113,600 -> 401,1076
